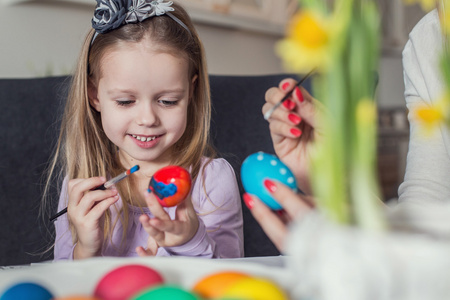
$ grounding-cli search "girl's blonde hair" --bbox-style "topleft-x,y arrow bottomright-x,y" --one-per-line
44,2 -> 216,248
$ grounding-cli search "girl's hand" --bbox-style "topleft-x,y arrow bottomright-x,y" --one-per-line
262,78 -> 323,195
139,190 -> 199,249
67,177 -> 119,259
243,179 -> 314,252
136,236 -> 159,257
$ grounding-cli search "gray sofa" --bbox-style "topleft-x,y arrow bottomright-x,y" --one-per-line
0,73 -> 306,266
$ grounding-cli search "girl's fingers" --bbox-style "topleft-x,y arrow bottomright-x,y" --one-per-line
263,179 -> 312,220
87,194 -> 119,220
76,189 -> 118,214
148,218 -> 179,234
144,190 -> 171,221
136,237 -> 158,256
136,246 -> 155,257
243,193 -> 288,252
69,177 -> 106,197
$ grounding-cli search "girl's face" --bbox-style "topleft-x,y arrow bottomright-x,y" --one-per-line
89,42 -> 193,168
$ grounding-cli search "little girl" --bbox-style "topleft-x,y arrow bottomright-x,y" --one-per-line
46,0 -> 243,259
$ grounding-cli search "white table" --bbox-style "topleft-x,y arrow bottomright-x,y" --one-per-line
0,256 -> 293,298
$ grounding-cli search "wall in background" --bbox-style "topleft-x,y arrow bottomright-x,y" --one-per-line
0,0 -> 426,109
0,1 -> 284,78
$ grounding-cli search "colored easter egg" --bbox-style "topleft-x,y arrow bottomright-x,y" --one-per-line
241,152 -> 298,210
131,285 -> 200,300
148,165 -> 192,207
94,264 -> 164,300
221,277 -> 288,300
192,271 -> 250,299
54,297 -> 101,300
0,282 -> 53,300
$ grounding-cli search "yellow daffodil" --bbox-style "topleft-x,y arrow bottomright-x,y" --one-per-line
276,10 -> 336,73
403,0 -> 436,12
356,98 -> 377,126
439,5 -> 450,35
413,96 -> 450,133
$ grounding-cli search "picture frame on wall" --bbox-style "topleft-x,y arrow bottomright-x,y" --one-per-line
182,0 -> 298,36
0,0 -> 297,36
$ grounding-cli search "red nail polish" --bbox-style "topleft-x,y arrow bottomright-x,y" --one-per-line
288,113 -> 301,125
283,99 -> 295,110
276,210 -> 286,217
282,82 -> 290,91
264,179 -> 277,193
243,193 -> 254,209
290,128 -> 302,137
295,87 -> 304,102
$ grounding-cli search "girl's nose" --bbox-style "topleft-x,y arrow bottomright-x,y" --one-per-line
136,103 -> 158,126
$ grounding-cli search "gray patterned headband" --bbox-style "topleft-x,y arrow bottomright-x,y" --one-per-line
91,0 -> 191,44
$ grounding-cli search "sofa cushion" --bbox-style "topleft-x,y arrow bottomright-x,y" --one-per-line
0,73 -> 306,266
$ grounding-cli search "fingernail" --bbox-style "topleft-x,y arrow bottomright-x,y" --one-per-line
281,82 -> 290,91
295,87 -> 304,102
290,128 -> 302,137
276,210 -> 285,217
283,99 -> 295,110
243,193 -> 254,209
288,113 -> 301,125
264,179 -> 277,193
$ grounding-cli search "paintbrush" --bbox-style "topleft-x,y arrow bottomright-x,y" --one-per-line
263,69 -> 315,121
49,165 -> 140,222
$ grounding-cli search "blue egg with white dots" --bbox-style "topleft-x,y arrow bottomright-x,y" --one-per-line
241,152 -> 298,210
1,282 -> 53,300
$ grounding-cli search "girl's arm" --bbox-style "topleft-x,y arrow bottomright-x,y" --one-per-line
163,158 -> 244,258
53,178 -> 76,260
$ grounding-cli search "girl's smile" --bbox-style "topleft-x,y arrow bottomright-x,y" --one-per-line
129,133 -> 163,148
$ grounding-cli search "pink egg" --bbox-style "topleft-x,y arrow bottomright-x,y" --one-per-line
94,264 -> 164,300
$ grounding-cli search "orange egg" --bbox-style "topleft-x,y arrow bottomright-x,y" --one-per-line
220,277 -> 288,300
192,271 -> 250,299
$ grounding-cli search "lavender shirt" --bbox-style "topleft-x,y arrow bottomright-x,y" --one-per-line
54,158 -> 244,259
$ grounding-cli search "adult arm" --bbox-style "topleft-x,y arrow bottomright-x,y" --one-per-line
398,10 -> 450,205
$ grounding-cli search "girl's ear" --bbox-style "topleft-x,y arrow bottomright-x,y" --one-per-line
189,74 -> 198,101
88,79 -> 101,112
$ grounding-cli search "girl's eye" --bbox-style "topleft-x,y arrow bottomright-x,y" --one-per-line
116,100 -> 134,106
159,100 -> 179,106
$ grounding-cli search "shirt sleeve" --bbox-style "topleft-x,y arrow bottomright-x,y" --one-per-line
163,158 -> 244,258
53,177 -> 76,260
398,10 -> 450,206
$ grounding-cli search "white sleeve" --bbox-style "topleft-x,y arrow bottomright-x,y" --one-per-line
398,11 -> 450,205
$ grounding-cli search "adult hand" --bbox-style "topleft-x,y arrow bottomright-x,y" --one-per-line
263,78 -> 323,195
137,191 -> 199,251
243,179 -> 314,252
67,177 -> 119,259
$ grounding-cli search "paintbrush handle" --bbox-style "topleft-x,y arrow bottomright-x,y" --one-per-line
263,69 -> 315,121
49,208 -> 67,222
49,166 -> 139,222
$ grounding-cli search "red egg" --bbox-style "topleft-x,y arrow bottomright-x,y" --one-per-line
94,264 -> 164,300
148,166 -> 192,207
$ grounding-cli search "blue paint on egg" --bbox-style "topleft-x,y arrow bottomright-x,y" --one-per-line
241,152 -> 298,210
0,282 -> 53,300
